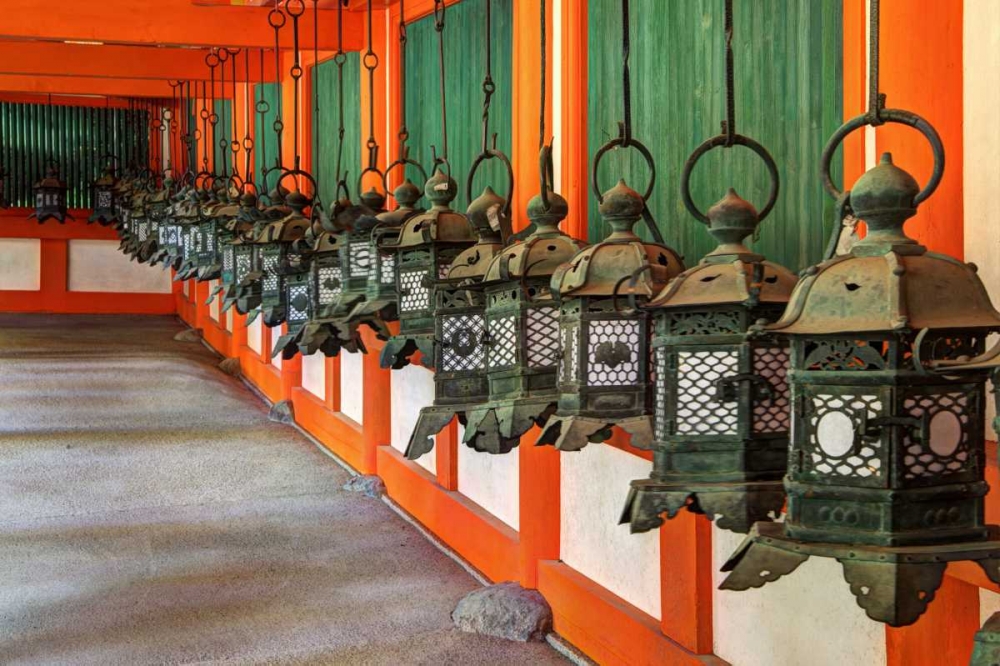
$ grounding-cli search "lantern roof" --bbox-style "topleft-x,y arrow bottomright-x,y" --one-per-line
393,168 -> 475,250
649,188 -> 796,310
769,154 -> 1000,335
374,179 -> 423,229
254,195 -> 311,244
35,165 -> 66,190
551,180 -> 684,299
443,187 -> 509,283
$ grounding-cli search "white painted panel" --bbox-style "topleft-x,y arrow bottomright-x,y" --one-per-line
67,240 -> 171,293
208,279 -> 220,321
182,279 -> 189,297
982,588 -> 1000,626
301,353 -> 326,400
271,338 -> 282,368
247,316 -> 262,355
457,436 -> 519,531
0,239 -> 41,291
964,0 -> 1000,433
390,363 -> 436,475
339,351 -> 365,425
712,526 -> 886,666
560,445 -> 660,619
226,310 -> 234,332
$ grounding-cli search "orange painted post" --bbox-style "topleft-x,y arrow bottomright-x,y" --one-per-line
361,348 -> 392,476
559,0 -> 589,242
885,575 -> 980,666
659,514 -> 714,654
435,418 -> 459,492
38,238 -> 68,299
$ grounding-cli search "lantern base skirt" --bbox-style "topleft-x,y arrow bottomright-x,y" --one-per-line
196,263 -> 223,282
379,334 -> 435,371
272,325 -> 307,360
620,478 -> 785,534
536,414 -> 654,452
350,297 -> 398,325
205,283 -> 226,306
220,285 -> 238,314
88,212 -> 117,225
174,261 -> 199,282
405,406 -> 468,460
29,211 -> 71,224
139,241 -> 159,265
261,306 -> 286,328
719,521 -> 1000,627
462,399 -> 558,454
293,322 -> 367,357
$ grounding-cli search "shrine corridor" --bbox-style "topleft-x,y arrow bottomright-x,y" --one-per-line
0,314 -> 565,665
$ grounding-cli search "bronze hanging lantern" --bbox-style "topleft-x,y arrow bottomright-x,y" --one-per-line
405,166 -> 513,459
89,157 -> 119,226
136,175 -> 172,264
253,180 -> 312,329
719,3 -> 1000,624
218,190 -> 265,314
173,183 -> 208,281
29,161 -> 72,224
194,182 -> 237,281
124,178 -> 150,260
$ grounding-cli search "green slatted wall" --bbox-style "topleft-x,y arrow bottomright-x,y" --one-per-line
253,84 -> 282,190
588,0 -> 842,271
405,0 -> 512,210
187,99 -> 233,178
312,55 -> 362,206
0,102 -> 150,209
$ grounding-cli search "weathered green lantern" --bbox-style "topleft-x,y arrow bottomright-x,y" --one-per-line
405,180 -> 510,459
136,180 -> 171,265
218,192 -> 264,313
194,185 -> 239,282
124,186 -> 149,260
232,187 -> 288,317
29,161 -> 71,224
462,151 -> 586,454
253,189 -> 312,328
620,133 -> 797,533
535,174 -> 685,451
173,186 -> 206,281
379,168 -> 477,369
89,160 -> 118,226
719,115 -> 1000,625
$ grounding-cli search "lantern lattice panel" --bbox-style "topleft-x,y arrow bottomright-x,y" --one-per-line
441,314 -> 486,372
97,190 -> 113,209
136,222 -> 149,242
488,315 -> 517,369
807,393 -> 884,479
902,392 -> 970,480
287,284 -> 310,322
526,307 -> 560,368
236,254 -> 251,282
399,269 -> 430,312
206,229 -> 215,253
559,324 -> 579,383
168,227 -> 178,245
349,242 -> 372,277
654,347 -> 669,441
223,247 -> 234,272
262,255 -> 280,292
676,350 -> 739,435
669,311 -> 742,336
753,347 -> 791,433
182,231 -> 193,258
586,319 -> 641,387
317,266 -> 342,304
380,255 -> 396,284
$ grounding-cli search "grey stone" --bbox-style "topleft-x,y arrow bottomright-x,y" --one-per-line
173,327 -> 203,342
218,357 -> 242,377
452,582 -> 553,642
343,474 -> 386,498
268,399 -> 295,424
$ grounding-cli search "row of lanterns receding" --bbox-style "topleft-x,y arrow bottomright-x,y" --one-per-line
89,0 -> 1000,630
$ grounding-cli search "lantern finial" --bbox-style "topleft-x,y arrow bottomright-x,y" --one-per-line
704,188 -> 762,260
849,152 -> 920,248
598,180 -> 644,240
425,168 -> 458,207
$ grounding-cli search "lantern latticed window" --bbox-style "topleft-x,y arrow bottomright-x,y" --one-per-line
251,191 -> 311,329
194,187 -> 239,282
533,181 -> 684,451
379,168 -> 477,370
405,185 -> 509,459
219,193 -> 264,314
719,126 -> 1000,625
123,189 -> 149,261
155,182 -> 193,272
172,188 -> 206,282
460,186 -> 587,455
29,162 -> 71,224
232,191 -> 289,317
619,170 -> 797,533
89,163 -> 119,226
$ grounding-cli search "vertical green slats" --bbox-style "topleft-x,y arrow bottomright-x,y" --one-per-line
587,0 -> 842,271
404,0 -> 512,210
311,55 -> 361,206
253,83 -> 282,191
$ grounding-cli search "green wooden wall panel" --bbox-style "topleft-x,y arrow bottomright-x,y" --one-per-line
587,0 -> 842,271
253,84 -> 283,191
0,102 -> 149,209
187,99 -> 232,178
312,54 -> 361,206
405,0 -> 512,210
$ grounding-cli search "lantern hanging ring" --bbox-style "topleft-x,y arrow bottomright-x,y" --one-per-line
611,264 -> 649,316
591,130 -> 655,203
680,134 -> 779,224
268,5 -> 287,29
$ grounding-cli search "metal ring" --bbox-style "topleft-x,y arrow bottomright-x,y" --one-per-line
255,99 -> 271,115
268,7 -> 287,29
276,168 -> 318,201
383,157 -> 428,198
193,128 -> 203,140
820,108 -> 944,205
285,0 -> 306,18
217,49 -> 230,63
243,137 -> 255,151
199,107 -> 210,120
209,112 -> 219,125
162,109 -> 173,121
363,52 -> 380,71
680,133 -> 780,224
206,52 -> 220,68
290,64 -> 303,80
591,137 -> 655,203
466,149 -> 515,222
334,52 -> 348,66
357,167 -> 386,199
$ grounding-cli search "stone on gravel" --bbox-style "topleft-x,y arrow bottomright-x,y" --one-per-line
268,399 -> 295,424
218,357 -> 242,377
452,582 -> 553,642
173,328 -> 203,342
343,474 -> 386,498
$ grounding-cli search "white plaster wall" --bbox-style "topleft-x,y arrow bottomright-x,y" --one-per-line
247,316 -> 263,355
457,436 -> 519,530
981,588 -> 1000,626
208,279 -> 220,321
182,279 -> 189,297
301,353 -> 326,400
390,363 -> 436,475
0,239 -> 41,291
964,0 -> 1000,432
270,329 -> 282,368
712,526 -> 886,666
560,445 -> 660,619
226,310 -> 234,332
339,351 -> 365,425
67,240 -> 171,293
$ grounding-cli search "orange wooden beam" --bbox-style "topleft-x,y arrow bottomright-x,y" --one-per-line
0,42 -> 278,82
0,0 -> 363,50
0,74 -> 175,98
